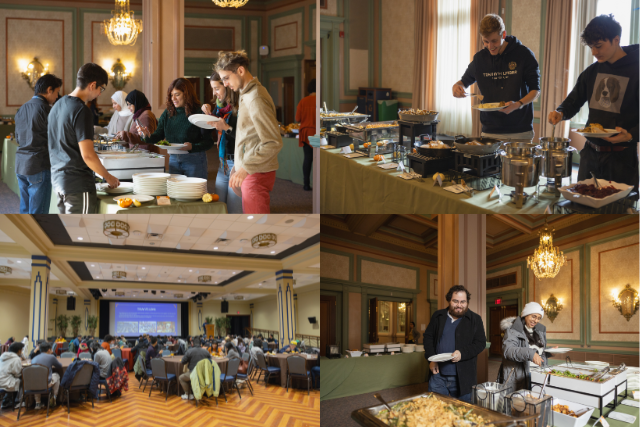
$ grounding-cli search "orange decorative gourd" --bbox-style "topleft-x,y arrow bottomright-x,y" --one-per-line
117,198 -> 133,208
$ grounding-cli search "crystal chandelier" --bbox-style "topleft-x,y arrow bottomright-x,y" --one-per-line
212,0 -> 249,8
527,220 -> 565,279
103,0 -> 143,46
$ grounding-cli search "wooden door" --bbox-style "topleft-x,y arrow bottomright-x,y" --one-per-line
185,77 -> 201,103
489,304 -> 519,356
304,59 -> 316,96
368,297 -> 378,343
283,76 -> 295,125
320,295 -> 336,357
404,302 -> 412,344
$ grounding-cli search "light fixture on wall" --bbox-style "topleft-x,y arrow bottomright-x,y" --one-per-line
112,271 -> 126,279
21,58 -> 49,90
0,266 -> 12,275
251,233 -> 277,249
541,294 -> 563,323
109,59 -> 132,91
527,219 -> 565,280
103,220 -> 130,239
103,0 -> 143,46
611,284 -> 639,322
212,0 -> 249,8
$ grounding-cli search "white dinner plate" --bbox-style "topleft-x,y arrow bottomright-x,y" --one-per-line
167,177 -> 207,184
585,361 -> 610,367
574,129 -> 619,138
546,347 -> 573,353
428,353 -> 454,362
472,104 -> 507,112
97,182 -> 134,194
134,173 -> 171,179
188,114 -> 220,130
113,195 -> 155,203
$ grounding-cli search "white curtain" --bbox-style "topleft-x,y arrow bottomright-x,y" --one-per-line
435,0 -> 472,136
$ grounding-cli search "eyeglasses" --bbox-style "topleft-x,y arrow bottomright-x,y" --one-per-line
220,69 -> 238,83
98,85 -> 106,94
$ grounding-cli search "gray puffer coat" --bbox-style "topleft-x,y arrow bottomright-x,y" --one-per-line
498,316 -> 551,392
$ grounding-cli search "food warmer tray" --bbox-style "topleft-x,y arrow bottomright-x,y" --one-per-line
553,192 -> 637,214
97,153 -> 166,180
344,121 -> 399,143
351,392 -> 525,427
555,363 -> 628,396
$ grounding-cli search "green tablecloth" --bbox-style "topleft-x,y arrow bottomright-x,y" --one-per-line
277,137 -> 312,186
320,147 -> 561,213
2,139 -> 19,195
320,352 -> 430,401
0,125 -> 16,148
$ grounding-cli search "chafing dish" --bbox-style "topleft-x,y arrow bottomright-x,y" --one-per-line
537,137 -> 576,196
499,143 -> 542,208
344,121 -> 399,143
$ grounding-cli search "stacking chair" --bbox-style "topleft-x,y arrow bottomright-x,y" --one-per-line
138,356 -> 153,391
79,352 -> 92,360
286,356 -> 312,395
97,377 -> 112,403
255,352 -> 280,388
262,341 -> 269,352
61,352 -> 75,359
219,358 -> 241,401
148,358 -> 176,401
235,358 -> 254,396
63,363 -> 94,414
60,342 -> 69,353
241,353 -> 250,361
17,364 -> 53,420
112,348 -> 128,366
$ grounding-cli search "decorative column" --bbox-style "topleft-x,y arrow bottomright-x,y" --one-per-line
276,269 -> 296,351
437,215 -> 460,309
28,255 -> 51,350
294,293 -> 298,333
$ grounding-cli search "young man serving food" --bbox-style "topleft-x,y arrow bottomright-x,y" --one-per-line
452,14 -> 540,142
548,14 -> 638,190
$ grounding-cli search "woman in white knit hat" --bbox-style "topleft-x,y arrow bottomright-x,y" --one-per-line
497,302 -> 559,392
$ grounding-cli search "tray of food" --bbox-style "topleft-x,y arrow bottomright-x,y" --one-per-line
416,140 -> 454,158
345,121 -> 400,143
552,398 -> 595,427
453,135 -> 503,155
351,392 -> 531,427
398,109 -> 439,122
472,102 -> 506,111
558,178 -> 633,208
574,123 -> 619,138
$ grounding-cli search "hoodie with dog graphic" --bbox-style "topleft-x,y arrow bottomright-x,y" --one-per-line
557,44 -> 638,147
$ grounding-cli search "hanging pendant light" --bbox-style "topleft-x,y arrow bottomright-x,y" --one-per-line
527,219 -> 565,279
212,0 -> 249,8
103,0 -> 143,46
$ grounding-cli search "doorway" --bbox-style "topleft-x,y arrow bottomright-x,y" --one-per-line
320,295 -> 336,357
303,59 -> 316,96
368,298 -> 413,344
489,304 -> 518,356
226,315 -> 251,337
283,76 -> 295,126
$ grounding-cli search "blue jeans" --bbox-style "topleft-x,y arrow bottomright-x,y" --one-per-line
311,366 -> 320,388
17,170 -> 52,214
215,159 -> 243,213
428,373 -> 471,403
169,151 -> 208,179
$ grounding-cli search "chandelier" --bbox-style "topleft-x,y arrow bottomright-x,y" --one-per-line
198,275 -> 212,283
104,220 -> 130,239
212,0 -> 249,8
103,0 -> 143,46
112,271 -> 126,279
251,233 -> 277,249
0,266 -> 12,275
527,220 -> 565,279
21,58 -> 49,90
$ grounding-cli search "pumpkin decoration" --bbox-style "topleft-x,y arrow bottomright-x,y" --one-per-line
373,154 -> 385,162
349,143 -> 354,151
117,198 -> 133,208
376,141 -> 384,147
132,199 -> 142,207
202,193 -> 220,203
432,172 -> 445,182
363,142 -> 371,148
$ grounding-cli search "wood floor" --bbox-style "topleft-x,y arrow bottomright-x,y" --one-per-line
0,372 -> 320,427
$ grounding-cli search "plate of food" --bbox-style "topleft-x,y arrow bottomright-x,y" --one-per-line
188,114 -> 220,130
398,109 -> 439,122
559,178 -> 633,209
428,353 -> 454,362
574,123 -> 619,138
155,140 -> 185,148
472,102 -> 507,111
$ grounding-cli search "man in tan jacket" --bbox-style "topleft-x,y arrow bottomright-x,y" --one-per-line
216,50 -> 282,214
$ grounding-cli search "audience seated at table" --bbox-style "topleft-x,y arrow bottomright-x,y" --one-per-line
207,342 -> 222,357
71,334 -> 81,353
76,342 -> 90,358
279,340 -> 300,354
179,337 -> 212,400
267,334 -> 278,346
250,339 -> 265,364
237,340 -> 246,354
31,342 -> 63,409
146,336 -> 160,368
101,335 -> 114,355
93,342 -> 112,380
3,337 -> 14,346
224,342 -> 240,359
55,336 -> 66,343
0,342 -> 24,409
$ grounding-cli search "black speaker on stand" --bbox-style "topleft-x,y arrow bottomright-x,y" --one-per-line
67,296 -> 76,310
221,300 -> 229,313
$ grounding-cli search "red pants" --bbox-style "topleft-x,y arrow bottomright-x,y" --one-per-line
241,171 -> 276,213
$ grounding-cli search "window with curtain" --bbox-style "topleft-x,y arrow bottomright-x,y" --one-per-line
567,0 -> 634,126
397,302 -> 406,334
378,301 -> 390,333
434,0 -> 472,135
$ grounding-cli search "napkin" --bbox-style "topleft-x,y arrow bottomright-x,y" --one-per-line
608,412 -> 637,424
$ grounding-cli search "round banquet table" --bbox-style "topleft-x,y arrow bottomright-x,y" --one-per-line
54,342 -> 65,356
268,342 -> 277,350
265,353 -> 319,388
162,356 -> 228,397
121,348 -> 134,371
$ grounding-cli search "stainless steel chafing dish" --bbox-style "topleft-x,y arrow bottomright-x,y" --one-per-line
537,137 -> 576,197
319,111 -> 370,129
344,121 -> 400,143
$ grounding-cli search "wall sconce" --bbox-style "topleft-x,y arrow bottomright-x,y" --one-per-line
109,59 -> 132,91
21,57 -> 49,90
611,284 -> 639,322
541,294 -> 563,323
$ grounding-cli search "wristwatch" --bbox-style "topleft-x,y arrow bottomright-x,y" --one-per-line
226,126 -> 233,134
517,100 -> 524,109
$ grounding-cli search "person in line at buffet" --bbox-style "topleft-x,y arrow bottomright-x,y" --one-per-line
498,302 -> 559,391
14,73 -> 62,214
120,90 -> 157,149
137,78 -> 213,179
215,50 -> 283,214
408,321 -> 419,344
203,72 -> 242,213
295,78 -> 316,192
48,63 -> 120,213
106,90 -> 132,136
423,285 -> 487,403
548,14 -> 638,189
453,14 -> 540,142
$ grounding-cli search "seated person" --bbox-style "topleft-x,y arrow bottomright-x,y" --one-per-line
146,336 -> 159,369
224,342 -> 240,359
179,338 -> 211,400
29,340 -> 45,360
207,342 -> 222,357
71,335 -> 81,352
250,339 -> 265,364
31,342 -> 63,409
55,336 -> 66,343
279,340 -> 300,354
101,334 -> 114,354
92,342 -> 112,379
0,342 -> 24,409
118,336 -> 127,347
237,340 -> 246,354
3,337 -> 14,346
76,342 -> 90,358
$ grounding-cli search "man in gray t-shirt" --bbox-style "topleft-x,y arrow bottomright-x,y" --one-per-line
30,342 -> 62,408
48,63 -> 120,214
93,347 -> 112,379
178,338 -> 211,400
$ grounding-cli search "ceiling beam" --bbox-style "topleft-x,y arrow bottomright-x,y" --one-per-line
491,215 -> 533,235
424,235 -> 438,249
398,214 -> 439,230
0,243 -> 31,258
345,215 -> 392,236
0,278 -> 66,288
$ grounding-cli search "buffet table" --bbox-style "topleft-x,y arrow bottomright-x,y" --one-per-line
321,352 -> 429,401
277,137 -> 313,187
265,353 -> 319,388
320,147 -> 562,213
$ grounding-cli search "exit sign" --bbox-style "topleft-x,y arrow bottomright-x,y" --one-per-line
495,298 -> 502,305
237,311 -> 240,314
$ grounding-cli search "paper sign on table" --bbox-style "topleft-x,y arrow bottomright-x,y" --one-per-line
432,174 -> 443,187
608,412 -> 636,424
397,162 -> 406,172
489,184 -> 501,200
344,153 -> 365,159
594,416 -> 610,427
377,163 -> 398,170
341,146 -> 352,154
320,145 -> 336,150
621,399 -> 640,408
156,196 -> 171,205
633,391 -> 640,400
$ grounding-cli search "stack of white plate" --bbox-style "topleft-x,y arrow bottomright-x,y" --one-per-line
133,173 -> 171,195
167,177 -> 207,201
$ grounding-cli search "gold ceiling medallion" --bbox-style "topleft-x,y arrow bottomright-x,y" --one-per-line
541,294 -> 563,323
611,284 -> 639,321
103,0 -> 143,46
251,233 -> 277,249
0,266 -> 12,275
104,220 -> 130,239
212,0 -> 249,8
527,220 -> 565,279
198,275 -> 212,283
112,271 -> 126,279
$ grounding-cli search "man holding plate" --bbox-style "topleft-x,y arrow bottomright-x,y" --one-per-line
423,285 -> 487,403
548,14 -> 638,190
452,14 -> 540,142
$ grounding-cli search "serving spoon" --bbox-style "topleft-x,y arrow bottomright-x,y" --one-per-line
373,393 -> 394,412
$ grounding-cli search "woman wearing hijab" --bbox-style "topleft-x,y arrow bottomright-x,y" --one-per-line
119,90 -> 157,149
107,90 -> 132,135
498,302 -> 559,392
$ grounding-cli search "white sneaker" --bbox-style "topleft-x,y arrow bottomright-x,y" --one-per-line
189,394 -> 194,399
181,394 -> 189,400
35,403 -> 42,410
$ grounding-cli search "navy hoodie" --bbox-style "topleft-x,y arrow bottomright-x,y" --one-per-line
460,35 -> 540,134
557,45 -> 639,147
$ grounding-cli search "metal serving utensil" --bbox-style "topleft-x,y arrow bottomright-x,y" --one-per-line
373,393 -> 394,413
591,171 -> 601,188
